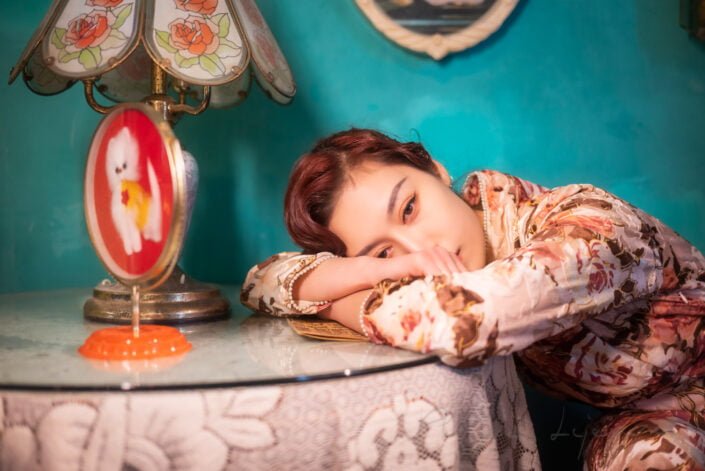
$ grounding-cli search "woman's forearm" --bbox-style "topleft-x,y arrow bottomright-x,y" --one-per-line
317,289 -> 372,334
241,246 -> 463,318
293,256 -> 379,302
293,247 -> 467,304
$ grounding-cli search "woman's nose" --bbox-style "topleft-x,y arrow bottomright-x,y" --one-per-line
395,230 -> 432,254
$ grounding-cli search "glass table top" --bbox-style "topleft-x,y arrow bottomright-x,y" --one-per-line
0,287 -> 436,391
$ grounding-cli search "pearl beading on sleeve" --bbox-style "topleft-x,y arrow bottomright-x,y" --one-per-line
284,253 -> 337,313
478,178 -> 490,258
358,291 -> 375,340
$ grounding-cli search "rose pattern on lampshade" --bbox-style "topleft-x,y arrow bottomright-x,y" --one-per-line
48,1 -> 134,71
149,0 -> 246,83
87,0 -> 125,7
12,0 -> 295,106
154,2 -> 243,77
175,0 -> 218,15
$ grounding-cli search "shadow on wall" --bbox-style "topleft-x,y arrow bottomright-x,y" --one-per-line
174,87 -> 327,285
171,0 -> 345,285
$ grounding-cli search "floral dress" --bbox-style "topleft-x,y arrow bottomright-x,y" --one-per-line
241,170 -> 705,470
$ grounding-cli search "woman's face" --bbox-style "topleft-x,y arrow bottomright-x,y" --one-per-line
328,161 -> 486,270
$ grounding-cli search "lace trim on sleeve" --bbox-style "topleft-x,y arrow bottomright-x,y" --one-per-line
282,253 -> 337,314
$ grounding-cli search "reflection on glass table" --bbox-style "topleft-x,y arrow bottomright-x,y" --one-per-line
0,287 -> 436,391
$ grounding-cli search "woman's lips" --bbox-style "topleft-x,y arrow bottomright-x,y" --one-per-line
456,247 -> 471,270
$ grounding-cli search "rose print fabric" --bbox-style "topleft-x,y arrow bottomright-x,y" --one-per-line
241,251 -> 337,316
241,170 -> 705,468
584,409 -> 705,469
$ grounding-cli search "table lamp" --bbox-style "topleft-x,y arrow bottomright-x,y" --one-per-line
80,103 -> 194,361
8,0 -> 295,323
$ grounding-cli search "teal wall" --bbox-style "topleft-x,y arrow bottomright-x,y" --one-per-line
1,1 -> 704,293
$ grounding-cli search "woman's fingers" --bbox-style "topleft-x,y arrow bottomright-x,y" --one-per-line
432,246 -> 458,274
452,252 -> 467,272
384,247 -> 469,280
415,251 -> 442,276
415,246 -> 464,276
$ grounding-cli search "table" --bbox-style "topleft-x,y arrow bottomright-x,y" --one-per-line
0,288 -> 540,470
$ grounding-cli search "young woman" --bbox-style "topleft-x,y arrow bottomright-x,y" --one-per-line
241,128 -> 705,469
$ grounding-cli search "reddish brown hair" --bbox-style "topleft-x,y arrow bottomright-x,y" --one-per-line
284,128 -> 439,255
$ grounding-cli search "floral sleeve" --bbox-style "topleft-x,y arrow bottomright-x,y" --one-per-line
240,251 -> 337,316
361,183 -> 667,367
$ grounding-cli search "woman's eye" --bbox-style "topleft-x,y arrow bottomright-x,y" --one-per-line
402,195 -> 416,222
377,247 -> 391,259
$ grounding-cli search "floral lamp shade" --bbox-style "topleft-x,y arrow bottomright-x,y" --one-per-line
9,0 -> 295,108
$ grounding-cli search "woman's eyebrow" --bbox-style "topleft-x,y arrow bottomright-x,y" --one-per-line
387,177 -> 407,216
354,177 -> 408,257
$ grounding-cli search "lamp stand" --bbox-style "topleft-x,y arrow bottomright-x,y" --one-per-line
84,266 -> 230,324
82,63 -> 230,324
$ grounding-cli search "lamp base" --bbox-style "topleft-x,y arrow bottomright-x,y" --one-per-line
83,266 -> 230,324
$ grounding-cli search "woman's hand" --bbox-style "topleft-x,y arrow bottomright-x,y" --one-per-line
315,247 -> 467,333
369,246 -> 467,284
294,247 -> 467,304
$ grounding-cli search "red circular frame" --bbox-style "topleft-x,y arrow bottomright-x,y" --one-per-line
84,104 -> 185,288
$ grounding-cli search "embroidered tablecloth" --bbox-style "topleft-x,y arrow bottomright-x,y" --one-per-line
0,289 -> 539,470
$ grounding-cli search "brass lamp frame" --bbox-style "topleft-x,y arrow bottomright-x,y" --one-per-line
83,63 -> 211,122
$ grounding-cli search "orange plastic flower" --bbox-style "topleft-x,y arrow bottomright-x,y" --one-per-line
65,12 -> 111,49
169,16 -> 219,57
175,0 -> 218,16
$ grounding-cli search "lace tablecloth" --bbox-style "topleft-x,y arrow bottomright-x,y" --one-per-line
0,289 -> 539,470
1,356 -> 539,470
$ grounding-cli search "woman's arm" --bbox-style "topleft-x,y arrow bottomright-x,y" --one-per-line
294,247 -> 466,301
361,184 -> 671,366
316,289 -> 373,332
241,247 -> 465,317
